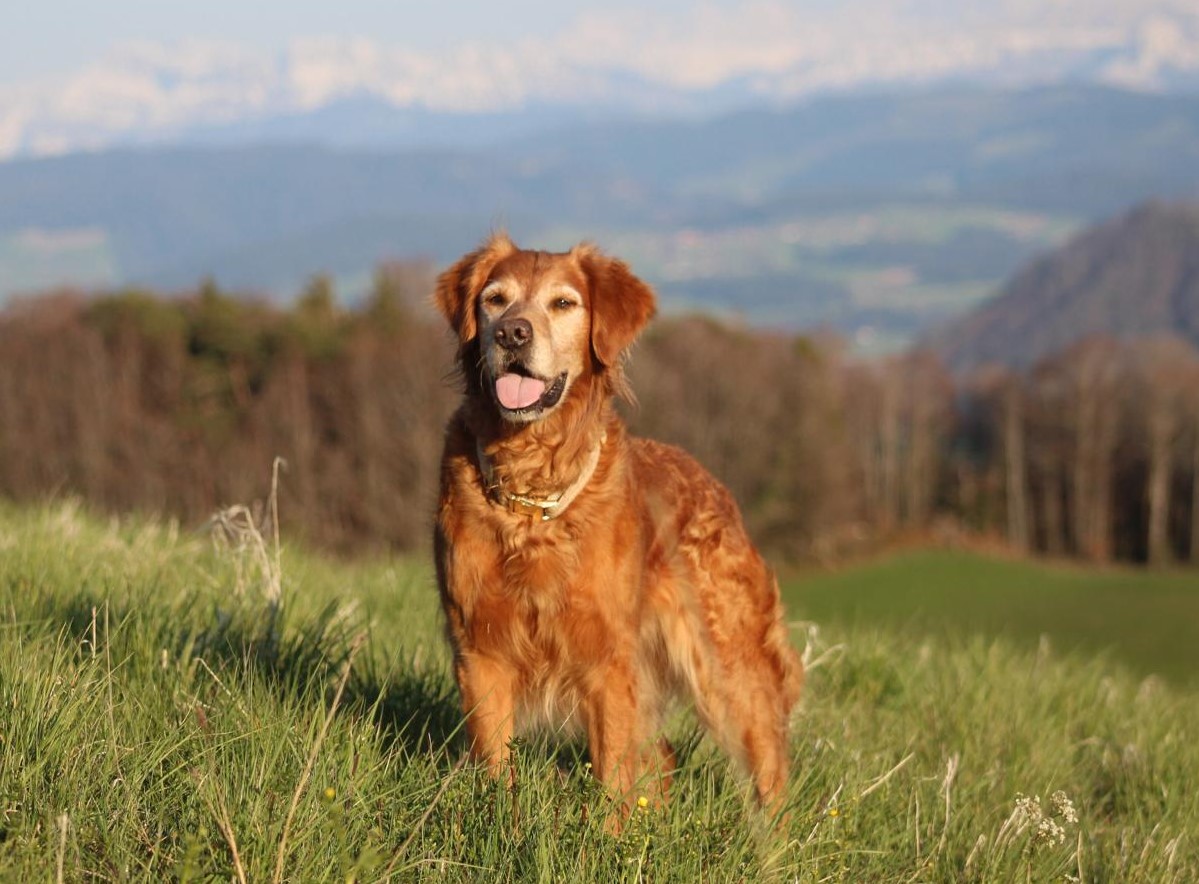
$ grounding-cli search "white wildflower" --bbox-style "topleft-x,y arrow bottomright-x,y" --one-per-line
1013,793 -> 1040,823
1050,790 -> 1078,826
1034,814 -> 1067,847
1010,791 -> 1079,854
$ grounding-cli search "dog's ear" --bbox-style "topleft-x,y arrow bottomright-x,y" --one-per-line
575,245 -> 657,367
434,232 -> 518,348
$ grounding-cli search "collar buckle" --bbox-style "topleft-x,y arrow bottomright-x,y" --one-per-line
498,492 -> 558,521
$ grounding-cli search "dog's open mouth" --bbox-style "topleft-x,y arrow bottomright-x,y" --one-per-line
493,368 -> 568,415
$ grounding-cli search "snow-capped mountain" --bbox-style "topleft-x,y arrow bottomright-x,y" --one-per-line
2,4 -> 1198,160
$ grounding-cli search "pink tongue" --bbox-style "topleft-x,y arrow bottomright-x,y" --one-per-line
495,373 -> 546,410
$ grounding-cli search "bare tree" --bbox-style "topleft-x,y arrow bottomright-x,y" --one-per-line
900,351 -> 953,527
1002,376 -> 1032,552
1055,338 -> 1122,561
1127,336 -> 1198,566
1192,402 -> 1199,563
843,362 -> 887,529
1026,361 -> 1072,556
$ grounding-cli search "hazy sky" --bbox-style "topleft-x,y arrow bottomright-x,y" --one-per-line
2,0 -> 701,83
5,0 -> 1184,87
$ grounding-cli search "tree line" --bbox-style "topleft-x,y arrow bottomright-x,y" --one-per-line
1,267 -> 1197,565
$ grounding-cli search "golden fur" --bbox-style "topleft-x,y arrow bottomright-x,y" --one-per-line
433,234 -> 803,816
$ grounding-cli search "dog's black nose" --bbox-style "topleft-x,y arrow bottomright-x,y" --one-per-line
494,317 -> 533,350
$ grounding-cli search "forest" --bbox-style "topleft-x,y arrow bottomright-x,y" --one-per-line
1,263 -> 1197,566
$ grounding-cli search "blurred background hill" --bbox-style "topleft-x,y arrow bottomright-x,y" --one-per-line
3,86 -> 1199,352
3,1 -> 1199,354
926,201 -> 1199,370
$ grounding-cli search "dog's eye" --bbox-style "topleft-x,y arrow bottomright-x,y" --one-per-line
485,292 -> 506,307
553,297 -> 575,310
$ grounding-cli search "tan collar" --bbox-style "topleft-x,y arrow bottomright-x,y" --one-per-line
477,432 -> 605,522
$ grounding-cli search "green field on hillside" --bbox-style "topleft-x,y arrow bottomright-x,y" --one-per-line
1,501 -> 1196,881
784,550 -> 1199,687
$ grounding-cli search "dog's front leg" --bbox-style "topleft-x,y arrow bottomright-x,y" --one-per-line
583,665 -> 648,827
456,653 -> 517,781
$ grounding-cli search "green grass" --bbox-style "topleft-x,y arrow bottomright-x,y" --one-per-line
784,549 -> 1199,687
1,500 -> 1197,881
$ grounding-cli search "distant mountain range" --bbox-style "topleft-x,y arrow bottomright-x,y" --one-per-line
3,85 -> 1199,351
925,200 -> 1199,371
2,6 -> 1199,160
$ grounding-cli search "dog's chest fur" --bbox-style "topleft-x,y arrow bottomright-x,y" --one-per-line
496,527 -> 578,615
465,522 -> 617,723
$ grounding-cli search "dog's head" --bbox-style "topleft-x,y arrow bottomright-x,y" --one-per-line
435,233 -> 657,423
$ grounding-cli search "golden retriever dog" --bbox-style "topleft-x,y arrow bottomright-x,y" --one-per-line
433,233 -> 803,818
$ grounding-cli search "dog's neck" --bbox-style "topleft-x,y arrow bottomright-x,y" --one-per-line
476,430 -> 605,520
469,374 -> 612,515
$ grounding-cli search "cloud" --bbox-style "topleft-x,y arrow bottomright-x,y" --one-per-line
0,0 -> 1197,158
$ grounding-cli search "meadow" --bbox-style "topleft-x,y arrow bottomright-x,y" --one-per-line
1,498 -> 1197,881
786,550 -> 1199,688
